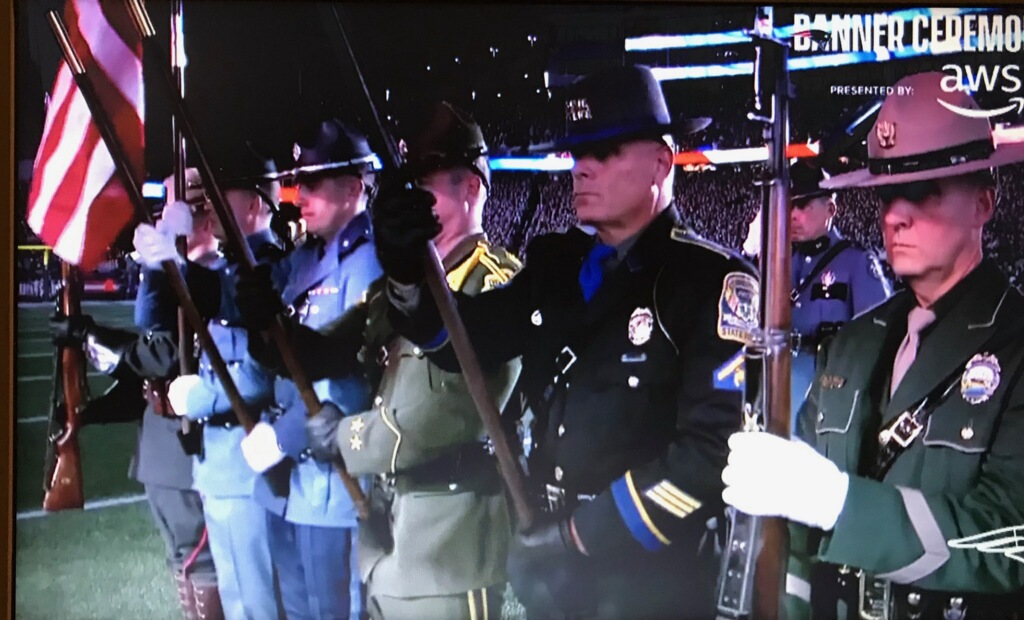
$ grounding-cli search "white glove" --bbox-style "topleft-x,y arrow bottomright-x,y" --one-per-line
722,432 -> 849,530
741,209 -> 762,258
132,224 -> 181,268
166,374 -> 204,417
241,422 -> 287,473
156,200 -> 193,238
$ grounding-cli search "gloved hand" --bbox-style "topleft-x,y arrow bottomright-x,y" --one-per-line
370,183 -> 441,284
234,263 -> 285,331
742,209 -> 762,258
722,432 -> 849,530
156,200 -> 193,238
166,374 -> 205,417
49,313 -> 94,346
304,401 -> 344,462
507,513 -> 581,617
132,223 -> 180,269
241,422 -> 287,473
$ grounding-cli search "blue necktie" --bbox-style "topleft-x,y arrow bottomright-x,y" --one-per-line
579,242 -> 616,303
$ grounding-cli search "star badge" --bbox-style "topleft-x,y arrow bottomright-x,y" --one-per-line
350,417 -> 365,433
350,435 -> 363,451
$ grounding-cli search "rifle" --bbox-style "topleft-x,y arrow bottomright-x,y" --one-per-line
716,7 -> 792,620
43,261 -> 88,511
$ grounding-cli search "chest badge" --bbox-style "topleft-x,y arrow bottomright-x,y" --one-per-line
961,353 -> 1000,405
628,307 -> 654,346
821,271 -> 836,289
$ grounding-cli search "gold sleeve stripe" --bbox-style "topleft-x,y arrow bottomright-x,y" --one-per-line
625,471 -> 672,545
645,487 -> 698,519
378,405 -> 403,475
652,480 -> 703,511
446,245 -> 487,291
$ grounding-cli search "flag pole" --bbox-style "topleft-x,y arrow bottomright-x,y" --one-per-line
45,10 -> 261,438
121,0 -> 368,517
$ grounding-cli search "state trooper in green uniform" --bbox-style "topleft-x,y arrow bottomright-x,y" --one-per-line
722,71 -> 1024,620
240,102 -> 522,620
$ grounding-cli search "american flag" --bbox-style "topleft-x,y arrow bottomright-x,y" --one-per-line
26,0 -> 144,271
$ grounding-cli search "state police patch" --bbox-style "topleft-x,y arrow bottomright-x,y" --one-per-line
717,272 -> 759,344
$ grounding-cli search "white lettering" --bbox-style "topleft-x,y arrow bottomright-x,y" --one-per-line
794,13 -> 812,52
912,15 -> 929,53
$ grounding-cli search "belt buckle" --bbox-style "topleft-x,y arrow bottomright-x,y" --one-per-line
545,484 -> 566,512
556,346 -> 577,375
879,410 -> 924,448
858,572 -> 891,620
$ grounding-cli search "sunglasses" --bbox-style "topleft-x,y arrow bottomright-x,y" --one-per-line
875,180 -> 942,204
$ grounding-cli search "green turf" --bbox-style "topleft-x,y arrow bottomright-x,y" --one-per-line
15,503 -> 177,620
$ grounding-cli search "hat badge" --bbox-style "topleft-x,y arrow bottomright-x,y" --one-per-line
876,121 -> 897,149
567,97 -> 592,123
292,143 -> 302,162
628,307 -> 654,346
961,353 -> 1000,405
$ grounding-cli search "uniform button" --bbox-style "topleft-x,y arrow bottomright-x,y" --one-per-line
412,346 -> 423,358
961,426 -> 974,440
310,305 -> 320,315
805,256 -> 812,263
558,424 -> 565,437
628,376 -> 640,388
531,310 -> 543,326
220,319 -> 229,326
448,482 -> 458,491
554,466 -> 564,481
795,302 -> 802,308
374,395 -> 383,406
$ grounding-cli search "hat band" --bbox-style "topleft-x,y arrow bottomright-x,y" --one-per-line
868,138 -> 994,176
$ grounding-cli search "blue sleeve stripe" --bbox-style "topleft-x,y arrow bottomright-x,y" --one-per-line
611,471 -> 671,552
420,327 -> 449,351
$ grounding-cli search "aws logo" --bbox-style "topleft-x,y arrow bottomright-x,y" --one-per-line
940,64 -> 1024,119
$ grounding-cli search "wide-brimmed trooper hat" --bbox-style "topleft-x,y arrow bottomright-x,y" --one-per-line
790,159 -> 833,202
401,101 -> 490,189
270,118 -> 381,181
824,71 -> 1024,188
532,65 -> 711,153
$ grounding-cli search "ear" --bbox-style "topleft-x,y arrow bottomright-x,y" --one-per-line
349,176 -> 365,201
974,185 -> 995,227
463,172 -> 482,204
652,143 -> 674,185
826,196 -> 837,218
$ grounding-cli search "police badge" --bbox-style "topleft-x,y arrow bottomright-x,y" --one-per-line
961,353 -> 1000,405
628,307 -> 654,346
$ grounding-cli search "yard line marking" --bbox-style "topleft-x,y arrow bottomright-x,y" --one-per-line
18,372 -> 104,382
16,494 -> 148,520
18,416 -> 48,424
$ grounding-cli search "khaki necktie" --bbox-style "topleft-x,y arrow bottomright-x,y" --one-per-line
890,306 -> 937,397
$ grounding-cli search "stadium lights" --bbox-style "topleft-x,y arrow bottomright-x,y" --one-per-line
625,7 -> 991,51
142,181 -> 166,200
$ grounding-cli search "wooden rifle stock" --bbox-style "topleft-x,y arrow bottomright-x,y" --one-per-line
43,262 -> 87,511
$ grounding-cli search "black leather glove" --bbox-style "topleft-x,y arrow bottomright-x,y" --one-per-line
304,401 -> 345,462
370,183 -> 441,284
506,513 -> 580,617
49,313 -> 94,346
234,263 -> 285,331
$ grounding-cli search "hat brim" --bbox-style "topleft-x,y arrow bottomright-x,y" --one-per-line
822,141 -> 1024,189
528,117 -> 712,154
791,189 -> 834,201
267,154 -> 382,181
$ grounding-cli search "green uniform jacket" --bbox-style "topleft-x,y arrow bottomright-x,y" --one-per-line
786,260 -> 1024,615
339,234 -> 522,599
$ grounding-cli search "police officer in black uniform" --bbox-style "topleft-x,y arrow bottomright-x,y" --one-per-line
372,65 -> 759,619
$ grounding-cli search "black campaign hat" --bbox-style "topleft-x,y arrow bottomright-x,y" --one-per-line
271,119 -> 381,180
401,101 -> 490,188
790,160 -> 833,202
215,142 -> 278,190
535,65 -> 711,153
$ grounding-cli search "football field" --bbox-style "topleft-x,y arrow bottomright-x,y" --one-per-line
15,302 -> 180,620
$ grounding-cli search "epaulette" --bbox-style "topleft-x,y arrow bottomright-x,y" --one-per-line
447,241 -> 522,293
669,226 -> 734,261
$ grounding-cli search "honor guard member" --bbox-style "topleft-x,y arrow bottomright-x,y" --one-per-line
275,102 -> 521,620
55,180 -> 222,620
743,161 -> 893,432
143,120 -> 386,620
150,155 -> 285,620
723,71 -> 1024,620
374,66 -> 758,619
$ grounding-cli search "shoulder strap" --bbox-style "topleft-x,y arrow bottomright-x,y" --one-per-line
790,240 -> 853,303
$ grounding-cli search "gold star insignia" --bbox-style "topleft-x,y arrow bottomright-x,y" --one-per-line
350,435 -> 363,451
350,417 -> 365,433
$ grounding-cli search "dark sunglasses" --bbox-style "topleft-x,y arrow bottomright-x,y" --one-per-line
569,140 -> 623,162
875,180 -> 942,204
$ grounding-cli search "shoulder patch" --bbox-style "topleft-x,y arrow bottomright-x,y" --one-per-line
670,227 -> 732,259
718,271 -> 759,345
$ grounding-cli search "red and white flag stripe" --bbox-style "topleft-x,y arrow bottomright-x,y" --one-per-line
27,0 -> 144,271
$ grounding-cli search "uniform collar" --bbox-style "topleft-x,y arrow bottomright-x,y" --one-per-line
792,228 -> 840,256
442,232 -> 488,271
925,258 -> 1002,324
311,210 -> 372,259
599,206 -> 681,272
